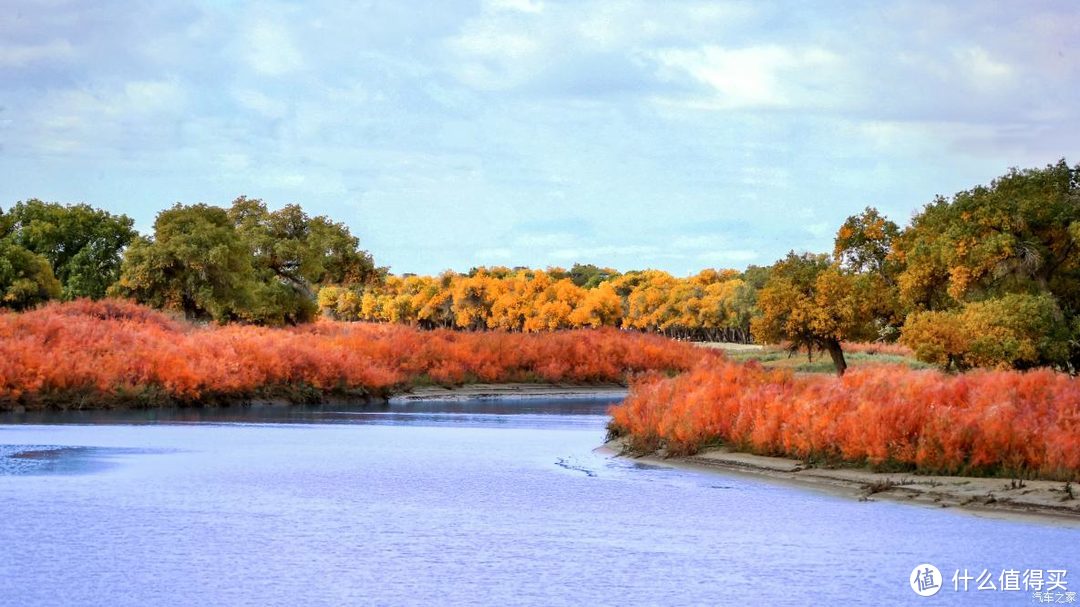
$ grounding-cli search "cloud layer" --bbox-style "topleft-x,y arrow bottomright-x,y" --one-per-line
2,0 -> 1078,274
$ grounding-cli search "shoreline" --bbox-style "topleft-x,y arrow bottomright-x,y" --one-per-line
388,383 -> 627,402
0,382 -> 630,413
6,379 -> 1078,526
603,439 -> 1080,526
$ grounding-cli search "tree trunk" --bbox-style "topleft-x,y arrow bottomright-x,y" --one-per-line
824,339 -> 847,376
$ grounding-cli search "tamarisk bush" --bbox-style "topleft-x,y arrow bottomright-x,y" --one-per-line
0,299 -> 706,410
609,358 -> 1080,480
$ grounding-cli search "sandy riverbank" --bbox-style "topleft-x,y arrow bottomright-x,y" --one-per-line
389,383 -> 628,402
603,439 -> 1080,525
0,383 -> 630,412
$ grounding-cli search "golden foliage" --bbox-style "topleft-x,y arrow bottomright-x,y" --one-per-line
317,267 -> 756,341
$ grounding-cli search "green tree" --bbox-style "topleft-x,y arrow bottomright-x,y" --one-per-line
110,204 -> 255,322
834,207 -> 903,340
835,206 -> 901,278
894,160 -> 1080,309
1,199 -> 136,299
568,263 -> 619,288
741,265 -> 771,290
0,239 -> 62,310
893,160 -> 1080,369
962,293 -> 1070,369
228,196 -> 379,324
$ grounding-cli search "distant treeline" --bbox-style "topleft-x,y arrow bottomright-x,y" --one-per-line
2,160 -> 1078,375
319,267 -> 760,343
0,196 -> 380,325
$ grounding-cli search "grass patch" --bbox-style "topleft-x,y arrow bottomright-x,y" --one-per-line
722,345 -> 929,373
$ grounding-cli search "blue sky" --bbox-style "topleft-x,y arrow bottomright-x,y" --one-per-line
1,1 -> 1077,275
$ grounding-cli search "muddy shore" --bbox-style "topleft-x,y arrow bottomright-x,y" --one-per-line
603,439 -> 1080,526
389,383 -> 627,402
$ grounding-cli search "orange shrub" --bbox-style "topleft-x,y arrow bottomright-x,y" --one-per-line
609,358 -> 1080,480
0,299 -> 708,410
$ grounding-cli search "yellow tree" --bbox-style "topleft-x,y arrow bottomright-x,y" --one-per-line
524,278 -> 584,331
624,270 -> 676,332
451,272 -> 503,330
752,252 -> 876,375
902,293 -> 1070,370
657,280 -> 703,339
569,281 -> 624,328
360,291 -> 381,321
698,278 -> 748,342
490,270 -> 543,331
316,285 -> 344,318
409,271 -> 455,328
384,294 -> 413,323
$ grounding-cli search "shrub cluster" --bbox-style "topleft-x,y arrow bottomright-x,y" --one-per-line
0,299 -> 705,410
609,358 -> 1080,480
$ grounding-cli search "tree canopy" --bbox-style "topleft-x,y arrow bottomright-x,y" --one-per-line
894,160 -> 1079,309
318,266 -> 758,342
227,196 -> 379,324
109,198 -> 379,325
110,204 -> 255,322
901,293 -> 1070,371
750,252 -> 877,375
3,159 -> 1078,375
834,206 -> 901,277
0,239 -> 62,310
1,199 -> 135,299
893,160 -> 1080,370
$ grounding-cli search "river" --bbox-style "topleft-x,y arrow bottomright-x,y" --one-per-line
0,397 -> 1076,606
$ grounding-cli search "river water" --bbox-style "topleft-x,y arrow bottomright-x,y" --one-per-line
0,397 -> 1076,606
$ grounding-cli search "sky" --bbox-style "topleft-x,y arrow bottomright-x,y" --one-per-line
1,1 -> 1078,275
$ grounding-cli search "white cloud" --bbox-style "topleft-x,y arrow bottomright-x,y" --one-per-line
954,46 -> 1014,90
19,79 -> 188,155
0,39 -> 74,67
232,88 -> 289,119
515,233 -> 577,248
3,0 -> 1079,277
651,44 -> 842,109
667,236 -> 758,266
487,0 -> 544,14
670,235 -> 724,250
242,20 -> 303,76
452,28 -> 539,59
218,153 -> 251,172
549,245 -> 663,261
122,79 -> 186,114
447,20 -> 543,90
740,166 -> 790,188
445,1 -> 755,95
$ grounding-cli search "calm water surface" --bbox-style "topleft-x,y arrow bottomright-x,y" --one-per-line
0,398 -> 1076,606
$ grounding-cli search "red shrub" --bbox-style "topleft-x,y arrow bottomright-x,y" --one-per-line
0,300 -> 707,409
609,358 -> 1080,480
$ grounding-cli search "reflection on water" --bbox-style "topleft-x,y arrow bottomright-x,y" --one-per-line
0,397 -> 617,427
1,445 -> 96,475
0,444 -> 172,476
0,397 -> 1076,606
